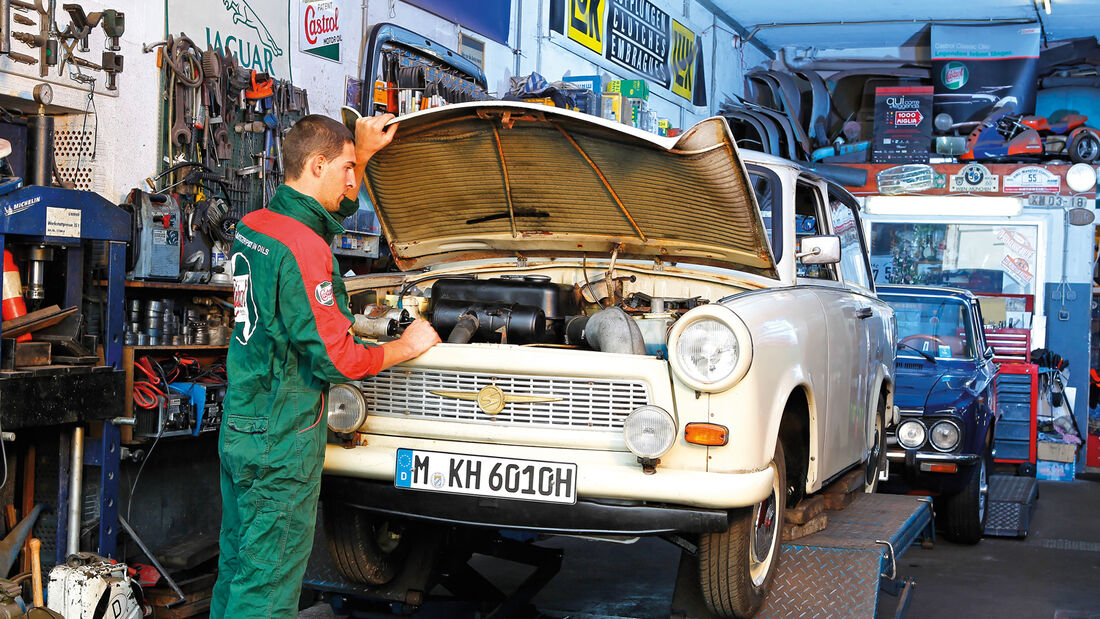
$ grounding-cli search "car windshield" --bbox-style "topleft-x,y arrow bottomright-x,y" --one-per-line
885,295 -> 976,360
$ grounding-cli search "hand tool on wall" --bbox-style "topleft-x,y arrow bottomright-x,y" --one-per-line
29,537 -> 43,607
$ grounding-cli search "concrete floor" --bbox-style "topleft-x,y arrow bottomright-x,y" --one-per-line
301,475 -> 1100,618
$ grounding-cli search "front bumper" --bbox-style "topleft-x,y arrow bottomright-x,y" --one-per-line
886,449 -> 980,469
321,475 -> 732,535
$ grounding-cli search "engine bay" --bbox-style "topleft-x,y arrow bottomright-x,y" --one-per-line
349,265 -> 739,357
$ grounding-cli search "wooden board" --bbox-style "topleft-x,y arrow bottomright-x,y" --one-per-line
784,495 -> 825,525
782,512 -> 828,541
824,468 -> 865,495
824,490 -> 858,511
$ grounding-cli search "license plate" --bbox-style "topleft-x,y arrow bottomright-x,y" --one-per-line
394,448 -> 577,504
1025,193 -> 1088,209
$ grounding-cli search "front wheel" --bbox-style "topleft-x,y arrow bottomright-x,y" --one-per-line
323,502 -> 414,585
1071,132 -> 1100,163
942,448 -> 991,544
698,442 -> 786,618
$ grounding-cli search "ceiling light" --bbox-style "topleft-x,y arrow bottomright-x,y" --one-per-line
1065,163 -> 1096,193
864,196 -> 1023,217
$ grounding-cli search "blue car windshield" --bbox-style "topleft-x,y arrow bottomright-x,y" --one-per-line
886,296 -> 976,360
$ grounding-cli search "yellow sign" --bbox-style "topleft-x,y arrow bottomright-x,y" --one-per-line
670,20 -> 697,100
568,0 -> 605,55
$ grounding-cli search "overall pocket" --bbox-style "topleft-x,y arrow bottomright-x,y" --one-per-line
220,412 -> 271,483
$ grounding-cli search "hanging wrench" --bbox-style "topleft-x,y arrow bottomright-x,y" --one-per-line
171,82 -> 191,147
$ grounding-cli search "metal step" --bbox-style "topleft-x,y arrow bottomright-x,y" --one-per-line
984,474 -> 1039,537
671,493 -> 935,618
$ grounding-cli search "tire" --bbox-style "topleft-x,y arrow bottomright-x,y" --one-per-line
322,501 -> 412,585
943,447 -> 991,544
864,395 -> 887,493
1070,132 -> 1100,163
698,442 -> 786,618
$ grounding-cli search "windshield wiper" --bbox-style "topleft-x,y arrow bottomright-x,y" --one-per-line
466,209 -> 550,225
898,343 -> 937,363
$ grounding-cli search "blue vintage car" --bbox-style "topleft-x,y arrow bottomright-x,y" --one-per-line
878,285 -> 996,544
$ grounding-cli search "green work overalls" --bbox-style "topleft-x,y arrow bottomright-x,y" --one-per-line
210,185 -> 383,618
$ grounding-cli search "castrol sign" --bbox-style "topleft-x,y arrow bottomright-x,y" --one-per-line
300,0 -> 342,62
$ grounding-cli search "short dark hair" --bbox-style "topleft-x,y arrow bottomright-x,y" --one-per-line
283,114 -> 353,180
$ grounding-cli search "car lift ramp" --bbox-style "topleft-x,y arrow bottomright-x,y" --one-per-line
984,474 -> 1039,537
671,493 -> 934,619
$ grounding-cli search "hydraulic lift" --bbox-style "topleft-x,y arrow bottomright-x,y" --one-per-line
303,493 -> 934,618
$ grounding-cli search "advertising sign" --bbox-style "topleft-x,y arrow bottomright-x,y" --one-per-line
871,86 -> 933,163
552,0 -> 705,105
168,0 -> 291,77
932,24 -> 1040,123
300,0 -> 343,62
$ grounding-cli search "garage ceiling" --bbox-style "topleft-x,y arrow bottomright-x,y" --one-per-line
707,0 -> 1100,54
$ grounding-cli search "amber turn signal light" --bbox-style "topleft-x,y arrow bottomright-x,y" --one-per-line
684,423 -> 729,446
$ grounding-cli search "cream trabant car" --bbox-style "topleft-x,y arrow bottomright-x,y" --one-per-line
320,102 -> 896,617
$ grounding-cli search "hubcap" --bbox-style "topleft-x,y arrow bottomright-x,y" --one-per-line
1077,137 -> 1099,161
749,463 -> 780,587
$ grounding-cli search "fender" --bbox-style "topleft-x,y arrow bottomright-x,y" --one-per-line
757,366 -> 822,493
1067,125 -> 1099,144
866,363 -> 895,456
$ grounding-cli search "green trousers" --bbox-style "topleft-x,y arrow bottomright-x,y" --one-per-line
210,391 -> 327,618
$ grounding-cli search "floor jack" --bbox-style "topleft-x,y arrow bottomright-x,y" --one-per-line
304,510 -> 562,618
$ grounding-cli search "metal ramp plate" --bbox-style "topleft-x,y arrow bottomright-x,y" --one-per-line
672,494 -> 933,619
984,474 -> 1039,537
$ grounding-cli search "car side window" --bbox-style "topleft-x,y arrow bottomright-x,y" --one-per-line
795,181 -> 836,281
828,192 -> 873,291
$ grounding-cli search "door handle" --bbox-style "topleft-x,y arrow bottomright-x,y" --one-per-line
856,307 -> 873,319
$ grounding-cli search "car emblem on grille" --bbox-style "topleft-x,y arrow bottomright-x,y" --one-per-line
429,386 -> 562,415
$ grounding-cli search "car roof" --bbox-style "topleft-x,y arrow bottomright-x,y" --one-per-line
877,284 -> 978,301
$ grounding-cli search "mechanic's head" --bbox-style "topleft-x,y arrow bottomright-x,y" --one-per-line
284,114 -> 356,212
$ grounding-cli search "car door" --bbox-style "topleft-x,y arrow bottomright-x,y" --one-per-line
794,178 -> 865,477
829,186 -> 891,459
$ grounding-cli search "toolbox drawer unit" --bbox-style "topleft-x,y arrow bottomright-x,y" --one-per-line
993,363 -> 1038,468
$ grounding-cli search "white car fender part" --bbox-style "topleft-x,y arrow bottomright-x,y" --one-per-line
46,554 -> 143,619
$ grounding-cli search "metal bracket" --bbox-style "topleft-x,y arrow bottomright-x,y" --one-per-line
875,539 -> 897,580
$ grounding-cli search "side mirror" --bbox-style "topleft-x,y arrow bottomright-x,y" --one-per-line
984,346 -> 995,360
797,235 -> 841,265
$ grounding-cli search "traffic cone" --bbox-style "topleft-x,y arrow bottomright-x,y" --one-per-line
2,250 -> 31,342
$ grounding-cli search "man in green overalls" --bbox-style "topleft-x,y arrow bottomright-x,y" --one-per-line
210,113 -> 440,618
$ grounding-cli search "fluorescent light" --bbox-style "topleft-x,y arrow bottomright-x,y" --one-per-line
864,195 -> 1023,217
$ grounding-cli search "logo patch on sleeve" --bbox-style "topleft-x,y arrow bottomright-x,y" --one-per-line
315,281 -> 335,306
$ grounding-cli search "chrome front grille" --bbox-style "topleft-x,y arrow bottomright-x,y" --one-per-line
362,368 -> 650,431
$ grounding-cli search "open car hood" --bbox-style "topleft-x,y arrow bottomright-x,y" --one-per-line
364,102 -> 777,277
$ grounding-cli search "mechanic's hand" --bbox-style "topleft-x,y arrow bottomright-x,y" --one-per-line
400,318 -> 441,356
355,113 -> 398,161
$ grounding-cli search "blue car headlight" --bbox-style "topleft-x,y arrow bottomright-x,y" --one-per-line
929,420 -> 961,452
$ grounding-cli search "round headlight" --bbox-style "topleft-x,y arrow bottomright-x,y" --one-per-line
929,420 -> 961,452
623,406 -> 677,459
677,320 -> 738,384
896,419 -> 926,449
327,384 -> 367,433
666,306 -> 752,393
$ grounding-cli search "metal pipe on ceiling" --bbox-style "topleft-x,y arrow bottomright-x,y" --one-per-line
692,0 -> 775,59
745,17 -> 1038,44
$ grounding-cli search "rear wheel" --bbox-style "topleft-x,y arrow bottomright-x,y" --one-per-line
698,442 -> 786,618
1071,132 -> 1100,163
943,448 -> 991,544
864,395 -> 888,493
323,502 -> 413,585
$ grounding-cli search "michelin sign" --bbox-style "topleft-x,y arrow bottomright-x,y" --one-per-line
168,0 -> 290,78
